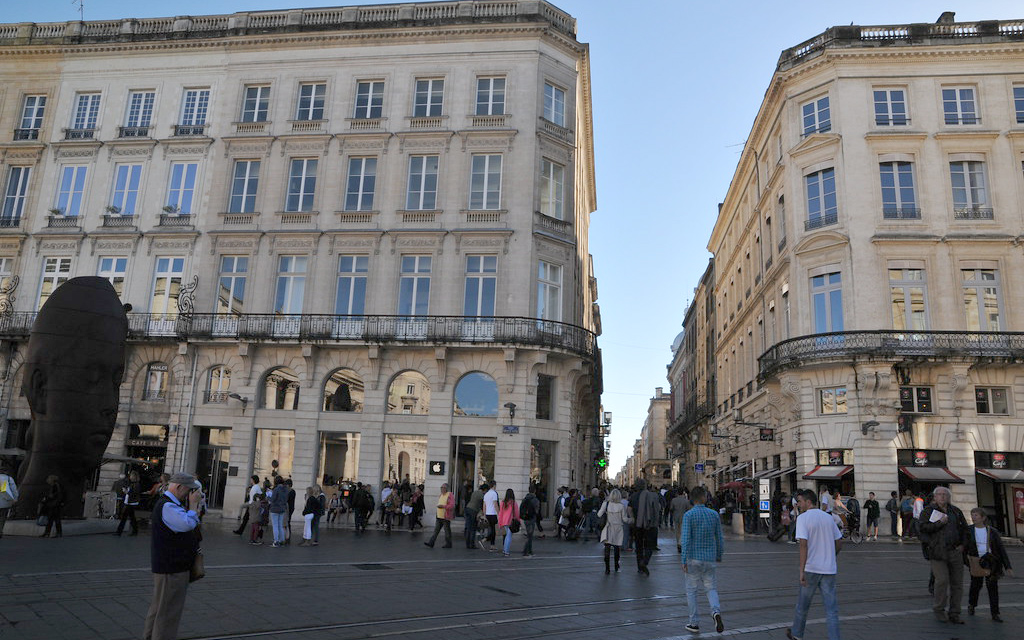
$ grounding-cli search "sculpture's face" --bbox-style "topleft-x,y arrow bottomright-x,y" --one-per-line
22,277 -> 127,475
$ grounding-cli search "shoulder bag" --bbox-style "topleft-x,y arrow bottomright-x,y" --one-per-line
190,549 -> 206,582
968,554 -> 991,578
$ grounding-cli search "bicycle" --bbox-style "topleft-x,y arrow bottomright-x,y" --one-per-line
840,516 -> 863,544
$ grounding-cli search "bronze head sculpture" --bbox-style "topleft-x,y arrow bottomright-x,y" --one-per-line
15,277 -> 127,517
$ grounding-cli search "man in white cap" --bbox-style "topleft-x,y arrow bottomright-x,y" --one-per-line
144,471 -> 202,640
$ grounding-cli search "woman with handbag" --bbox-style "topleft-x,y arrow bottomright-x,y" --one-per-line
965,507 -> 1013,622
497,488 -> 520,557
598,488 -> 631,574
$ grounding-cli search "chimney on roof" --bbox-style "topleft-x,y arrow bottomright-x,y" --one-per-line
936,11 -> 956,24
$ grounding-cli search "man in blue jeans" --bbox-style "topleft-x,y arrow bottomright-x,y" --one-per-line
680,486 -> 724,634
788,489 -> 843,640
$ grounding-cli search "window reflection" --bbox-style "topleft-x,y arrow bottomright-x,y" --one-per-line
323,368 -> 364,412
453,372 -> 498,417
262,366 -> 300,410
386,370 -> 430,415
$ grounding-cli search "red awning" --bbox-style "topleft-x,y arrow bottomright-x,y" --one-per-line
802,465 -> 854,480
898,466 -> 965,484
977,468 -> 1024,483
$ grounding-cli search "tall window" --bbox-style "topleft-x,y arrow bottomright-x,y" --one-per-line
818,387 -> 847,414
151,257 -> 185,317
286,159 -> 318,212
241,85 -> 271,122
143,363 -> 169,401
1014,86 -> 1024,124
0,258 -> 13,291
18,95 -> 46,139
976,387 -> 1009,415
413,79 -> 444,117
540,159 -> 565,220
537,261 -> 562,322
55,166 -> 88,216
879,161 -> 916,217
889,268 -> 928,331
110,164 -> 142,215
354,80 -> 384,119
166,162 -> 198,213
38,257 -> 72,309
476,77 -> 505,115
801,96 -> 830,135
335,255 -> 368,315
229,160 -> 260,213
811,272 -> 843,333
464,255 -> 497,317
2,166 -> 30,223
180,89 -> 210,125
207,366 -> 232,403
296,82 -> 326,121
97,257 -> 127,298
873,89 -> 908,126
949,160 -> 989,213
536,374 -> 554,420
805,168 -> 837,228
942,87 -> 978,124
962,268 -> 1002,331
124,91 -> 155,128
543,82 -> 565,126
217,256 -> 248,315
345,157 -> 377,211
469,154 -> 502,210
72,93 -> 101,131
398,255 -> 431,316
274,255 -> 307,315
406,155 -> 439,210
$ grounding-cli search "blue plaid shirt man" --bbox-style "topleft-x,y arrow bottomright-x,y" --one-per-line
681,504 -> 724,564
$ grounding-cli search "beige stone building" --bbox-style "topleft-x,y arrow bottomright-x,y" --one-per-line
0,1 -> 601,521
686,13 -> 1024,537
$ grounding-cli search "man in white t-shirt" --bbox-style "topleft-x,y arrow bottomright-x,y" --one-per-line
788,489 -> 842,640
482,481 -> 500,551
819,487 -> 831,513
379,482 -> 392,526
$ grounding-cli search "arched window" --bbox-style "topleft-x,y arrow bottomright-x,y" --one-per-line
323,368 -> 364,412
206,365 -> 231,403
453,372 -> 498,417
143,362 -> 169,401
261,366 -> 300,410
386,370 -> 430,415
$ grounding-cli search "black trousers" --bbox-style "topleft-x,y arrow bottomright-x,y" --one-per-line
117,504 -> 139,534
486,514 -> 498,544
634,527 -> 657,569
969,573 -> 1001,614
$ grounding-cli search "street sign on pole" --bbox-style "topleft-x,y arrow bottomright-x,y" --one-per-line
694,462 -> 705,473
759,478 -> 771,519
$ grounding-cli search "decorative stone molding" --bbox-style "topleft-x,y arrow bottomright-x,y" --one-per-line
367,345 -> 381,391
106,140 -> 158,161
54,145 -> 101,162
536,238 -> 572,261
337,133 -> 391,155
36,236 -> 84,255
504,348 -> 517,393
396,131 -> 454,154
302,344 -> 317,386
538,137 -> 572,164
452,230 -> 512,255
458,129 -> 517,153
223,137 -> 274,158
0,144 -> 44,164
328,233 -> 381,255
91,236 -> 140,256
147,236 -> 198,256
161,139 -> 214,160
267,234 -> 319,255
388,231 -> 446,255
238,342 -> 254,385
209,234 -> 260,255
281,136 -> 331,157
0,237 -> 25,257
435,347 -> 447,391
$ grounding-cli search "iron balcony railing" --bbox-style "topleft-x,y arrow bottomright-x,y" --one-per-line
760,330 -> 1024,380
805,211 -> 838,231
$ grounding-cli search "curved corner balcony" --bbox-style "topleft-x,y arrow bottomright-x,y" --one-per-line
759,330 -> 1024,380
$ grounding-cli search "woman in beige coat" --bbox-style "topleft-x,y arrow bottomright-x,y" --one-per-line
598,488 -> 632,574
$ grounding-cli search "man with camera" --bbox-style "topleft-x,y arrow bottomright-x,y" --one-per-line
144,471 -> 202,640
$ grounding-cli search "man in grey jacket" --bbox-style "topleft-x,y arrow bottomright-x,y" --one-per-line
633,479 -> 662,575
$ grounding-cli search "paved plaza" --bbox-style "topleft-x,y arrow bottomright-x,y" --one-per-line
1,518 -> 1021,640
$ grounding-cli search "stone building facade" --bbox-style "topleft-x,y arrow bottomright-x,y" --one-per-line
0,1 -> 601,522
680,13 -> 1024,537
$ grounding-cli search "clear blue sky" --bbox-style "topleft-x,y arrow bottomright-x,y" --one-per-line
7,1 -> 1021,473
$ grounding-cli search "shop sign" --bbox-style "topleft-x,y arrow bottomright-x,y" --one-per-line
1014,486 -> 1024,526
126,438 -> 167,448
428,461 -> 445,475
694,463 -> 705,473
759,428 -> 775,441
829,450 -> 843,465
914,451 -> 928,466
992,453 -> 1008,469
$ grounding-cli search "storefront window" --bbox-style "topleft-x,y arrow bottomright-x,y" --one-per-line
253,429 -> 295,482
319,432 -> 360,485
450,436 -> 496,514
386,371 -> 430,415
323,368 -> 364,412
817,449 -> 854,466
531,440 -> 556,517
196,427 -> 231,509
383,434 -> 427,485
453,372 -> 498,416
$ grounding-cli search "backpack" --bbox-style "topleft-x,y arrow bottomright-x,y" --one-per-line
520,497 -> 537,521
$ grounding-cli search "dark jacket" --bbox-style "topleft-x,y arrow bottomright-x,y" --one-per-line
520,493 -> 541,523
268,485 -> 289,514
965,524 -> 1013,578
919,503 -> 969,561
150,494 -> 200,574
302,495 -> 320,516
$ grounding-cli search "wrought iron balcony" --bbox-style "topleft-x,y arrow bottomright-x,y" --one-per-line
804,212 -> 838,231
882,207 -> 921,220
760,330 -> 1024,380
64,128 -> 96,140
173,124 -> 207,136
13,128 -> 39,141
954,207 -> 994,220
116,313 -> 597,359
118,126 -> 150,138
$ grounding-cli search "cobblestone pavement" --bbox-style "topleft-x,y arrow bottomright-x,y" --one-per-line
2,517 -> 1021,640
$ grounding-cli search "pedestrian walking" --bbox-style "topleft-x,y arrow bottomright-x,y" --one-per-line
497,488 -> 520,556
351,482 -> 372,534
38,474 -> 66,538
899,490 -> 915,538
787,489 -> 842,640
863,492 -> 880,541
633,479 -> 661,576
965,507 -> 1013,622
267,475 -> 289,547
0,463 -> 18,538
670,489 -> 691,553
233,476 -> 262,535
248,493 -> 267,544
327,493 -> 340,525
884,491 -> 899,538
300,486 -> 318,546
424,483 -> 454,548
598,488 -> 629,573
143,472 -> 202,640
464,483 -> 484,548
912,492 -> 925,538
284,479 -> 296,545
410,483 -> 425,531
919,486 -> 969,624
114,470 -> 142,536
483,481 -> 499,550
520,487 -> 540,556
681,487 -> 724,634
